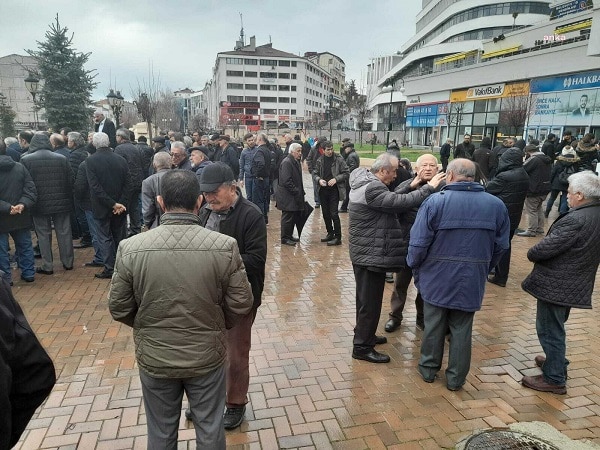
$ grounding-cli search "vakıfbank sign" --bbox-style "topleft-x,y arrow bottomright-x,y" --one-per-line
467,84 -> 505,99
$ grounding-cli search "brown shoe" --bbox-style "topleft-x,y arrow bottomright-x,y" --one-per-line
521,375 -> 566,394
534,355 -> 546,368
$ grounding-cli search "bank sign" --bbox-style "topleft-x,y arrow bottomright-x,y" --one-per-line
530,70 -> 600,93
466,84 -> 505,99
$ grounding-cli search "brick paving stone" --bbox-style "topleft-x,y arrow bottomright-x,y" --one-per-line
14,168 -> 600,448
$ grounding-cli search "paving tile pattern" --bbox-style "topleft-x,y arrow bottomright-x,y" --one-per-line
13,169 -> 600,449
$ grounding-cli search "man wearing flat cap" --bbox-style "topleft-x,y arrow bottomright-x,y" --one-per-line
186,162 -> 266,430
215,135 -> 240,179
189,146 -> 213,181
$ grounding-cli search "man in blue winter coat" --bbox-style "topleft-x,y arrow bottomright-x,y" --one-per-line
408,159 -> 510,391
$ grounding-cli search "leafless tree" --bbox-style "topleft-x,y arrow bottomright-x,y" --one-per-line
130,64 -> 161,140
189,113 -> 209,132
446,103 -> 465,147
499,95 -> 534,137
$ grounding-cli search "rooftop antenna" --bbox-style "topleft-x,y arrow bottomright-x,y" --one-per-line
269,35 -> 272,44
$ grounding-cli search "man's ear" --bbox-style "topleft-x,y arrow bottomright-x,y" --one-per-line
194,195 -> 203,214
157,195 -> 166,211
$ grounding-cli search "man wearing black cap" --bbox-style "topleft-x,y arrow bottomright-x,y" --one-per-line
189,146 -> 213,181
215,135 -> 239,177
542,134 -> 557,161
193,162 -> 267,430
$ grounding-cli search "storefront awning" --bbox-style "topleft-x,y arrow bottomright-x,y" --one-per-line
434,50 -> 478,65
481,46 -> 521,59
555,19 -> 592,34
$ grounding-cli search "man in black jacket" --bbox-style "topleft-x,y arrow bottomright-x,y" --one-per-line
93,110 -> 117,149
439,139 -> 453,172
517,144 -> 552,237
521,172 -> 600,395
340,143 -> 360,212
0,142 -> 37,285
21,133 -> 74,275
115,129 -> 145,236
67,132 -> 92,249
86,132 -> 131,279
215,135 -> 240,177
276,143 -> 304,245
252,134 -> 272,224
453,134 -> 475,160
541,134 -> 557,161
194,162 -> 267,430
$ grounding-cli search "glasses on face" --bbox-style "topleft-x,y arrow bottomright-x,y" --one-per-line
171,152 -> 185,158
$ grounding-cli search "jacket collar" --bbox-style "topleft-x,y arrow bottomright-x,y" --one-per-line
160,212 -> 202,226
442,181 -> 485,192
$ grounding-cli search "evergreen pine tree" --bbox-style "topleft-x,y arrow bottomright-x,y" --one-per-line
26,15 -> 97,131
0,93 -> 16,137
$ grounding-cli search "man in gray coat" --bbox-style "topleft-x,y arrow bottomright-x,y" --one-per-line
276,143 -> 305,245
141,152 -> 171,230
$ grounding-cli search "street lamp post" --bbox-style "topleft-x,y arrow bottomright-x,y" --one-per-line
107,89 -> 124,128
382,78 -> 405,148
327,94 -> 334,141
24,73 -> 40,129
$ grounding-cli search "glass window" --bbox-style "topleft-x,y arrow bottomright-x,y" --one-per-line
291,86 -> 297,92
228,108 -> 244,114
261,97 -> 277,103
291,74 -> 297,79
227,83 -> 244,89
291,109 -> 297,115
472,113 -> 487,126
278,60 -> 291,67
278,73 -> 290,79
246,108 -> 258,114
279,85 -> 290,91
245,71 -> 257,77
260,85 -> 277,91
245,96 -> 258,102
245,84 -> 257,90
260,72 -> 277,78
226,58 -> 243,64
278,109 -> 290,114
227,95 -> 244,102
260,59 -> 278,66
473,100 -> 487,113
244,59 -> 258,65
262,109 -> 277,114
291,61 -> 297,67
279,97 -> 290,103
226,70 -> 243,77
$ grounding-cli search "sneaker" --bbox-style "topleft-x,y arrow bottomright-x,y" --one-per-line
223,406 -> 246,430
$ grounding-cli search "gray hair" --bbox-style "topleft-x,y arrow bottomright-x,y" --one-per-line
50,133 -> 64,147
447,158 -> 476,180
116,128 -> 130,140
183,135 -> 193,148
568,171 -> 600,200
288,142 -> 302,153
153,152 -> 172,170
4,136 -> 17,146
93,132 -> 110,148
256,133 -> 268,145
67,131 -> 85,148
171,141 -> 186,152
371,153 -> 398,174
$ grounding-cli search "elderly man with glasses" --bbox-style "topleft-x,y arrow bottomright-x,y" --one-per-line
170,141 -> 192,171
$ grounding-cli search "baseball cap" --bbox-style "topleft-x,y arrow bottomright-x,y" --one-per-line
198,162 -> 235,192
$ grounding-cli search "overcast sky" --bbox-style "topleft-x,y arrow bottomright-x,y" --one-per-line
2,0 -> 421,101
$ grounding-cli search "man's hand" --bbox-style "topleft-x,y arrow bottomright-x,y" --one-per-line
327,178 -> 337,187
319,179 -> 327,187
427,172 -> 446,189
10,204 -> 24,215
113,203 -> 127,215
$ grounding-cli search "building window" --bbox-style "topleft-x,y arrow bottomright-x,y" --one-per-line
260,85 -> 277,91
245,96 -> 258,102
278,109 -> 290,114
291,109 -> 297,115
246,108 -> 258,114
262,108 -> 277,114
228,108 -> 244,114
291,86 -> 297,92
260,59 -> 278,66
279,85 -> 290,91
227,95 -> 244,102
279,97 -> 290,103
245,84 -> 257,90
245,71 -> 257,77
244,59 -> 258,65
278,60 -> 291,67
260,72 -> 277,78
226,70 -> 243,76
226,58 -> 243,64
291,61 -> 297,67
278,73 -> 290,79
291,98 -> 296,103
261,97 -> 277,103
291,74 -> 297,80
227,83 -> 244,89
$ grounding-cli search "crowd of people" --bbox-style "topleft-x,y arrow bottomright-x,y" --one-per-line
1,115 -> 600,448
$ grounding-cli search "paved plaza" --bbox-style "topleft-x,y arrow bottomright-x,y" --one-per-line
12,169 -> 600,449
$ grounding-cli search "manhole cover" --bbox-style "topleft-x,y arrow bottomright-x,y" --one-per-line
465,429 -> 559,449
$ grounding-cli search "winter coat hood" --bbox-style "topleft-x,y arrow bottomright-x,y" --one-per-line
496,147 -> 524,174
350,167 -> 377,190
28,133 -> 52,153
0,154 -> 16,172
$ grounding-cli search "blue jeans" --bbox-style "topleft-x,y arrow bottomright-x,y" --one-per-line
93,213 -> 127,272
251,177 -> 269,220
546,190 -> 568,215
84,210 -> 103,265
0,228 -> 35,283
536,299 -> 570,386
244,176 -> 254,202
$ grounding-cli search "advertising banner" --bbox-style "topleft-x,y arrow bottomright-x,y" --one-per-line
530,71 -> 600,93
528,89 -> 598,126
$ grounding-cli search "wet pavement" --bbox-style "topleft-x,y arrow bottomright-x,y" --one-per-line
13,168 -> 600,449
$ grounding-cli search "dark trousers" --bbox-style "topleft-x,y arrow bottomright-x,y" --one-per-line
441,156 -> 449,172
93,213 -> 127,272
74,201 -> 91,243
353,265 -> 386,352
536,299 -> 570,386
251,178 -> 269,221
127,191 -> 141,235
546,190 -> 568,215
318,187 -> 341,238
419,302 -> 474,389
389,266 -> 423,325
244,176 -> 254,202
226,308 -> 257,407
340,183 -> 351,211
493,229 -> 515,283
281,210 -> 302,240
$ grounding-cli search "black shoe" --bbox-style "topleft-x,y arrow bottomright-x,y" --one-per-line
73,241 -> 93,249
487,276 -> 506,287
34,252 -> 42,259
63,265 -> 73,271
290,237 -> 300,242
339,209 -> 348,213
36,267 -> 54,275
84,261 -> 104,267
352,349 -> 390,363
94,270 -> 113,279
184,408 -> 193,420
385,273 -> 394,283
314,204 -> 320,209
20,275 -> 34,282
416,321 -> 425,331
374,335 -> 387,345
320,233 -> 334,242
385,318 -> 401,333
223,406 -> 246,430
327,237 -> 342,246
281,239 -> 296,246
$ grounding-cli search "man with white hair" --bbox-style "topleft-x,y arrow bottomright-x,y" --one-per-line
93,109 -> 116,149
521,171 -> 600,395
142,152 -> 171,230
170,141 -> 192,170
85,132 -> 131,279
